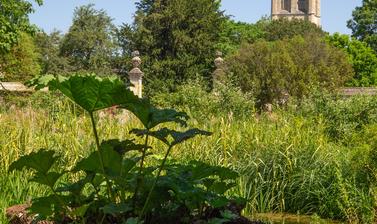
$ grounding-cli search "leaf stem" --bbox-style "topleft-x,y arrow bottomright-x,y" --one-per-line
89,112 -> 114,201
133,132 -> 149,208
139,144 -> 174,219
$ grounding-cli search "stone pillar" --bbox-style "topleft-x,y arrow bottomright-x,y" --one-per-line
128,51 -> 143,98
213,51 -> 225,83
316,0 -> 320,16
291,0 -> 297,13
271,0 -> 277,15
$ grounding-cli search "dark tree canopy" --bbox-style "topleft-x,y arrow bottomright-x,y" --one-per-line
35,31 -> 71,75
0,0 -> 43,54
347,0 -> 377,52
120,0 -> 226,94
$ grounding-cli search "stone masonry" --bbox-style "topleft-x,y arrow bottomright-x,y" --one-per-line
271,0 -> 321,26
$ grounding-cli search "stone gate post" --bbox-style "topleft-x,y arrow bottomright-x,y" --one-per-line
213,51 -> 225,83
128,50 -> 143,98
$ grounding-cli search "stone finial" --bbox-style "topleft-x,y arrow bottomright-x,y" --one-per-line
213,51 -> 225,82
131,51 -> 141,68
128,50 -> 143,98
214,51 -> 224,68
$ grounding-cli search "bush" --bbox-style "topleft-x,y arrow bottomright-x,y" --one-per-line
0,33 -> 41,82
151,80 -> 255,120
298,92 -> 377,144
225,35 -> 353,108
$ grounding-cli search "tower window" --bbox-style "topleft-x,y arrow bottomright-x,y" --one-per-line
281,0 -> 291,12
298,0 -> 308,13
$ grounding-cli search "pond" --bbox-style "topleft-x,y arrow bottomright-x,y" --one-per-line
252,213 -> 340,224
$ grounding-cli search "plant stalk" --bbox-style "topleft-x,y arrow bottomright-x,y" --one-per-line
139,144 -> 174,219
133,133 -> 149,208
89,112 -> 114,201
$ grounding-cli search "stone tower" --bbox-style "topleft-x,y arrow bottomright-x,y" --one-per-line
271,0 -> 321,26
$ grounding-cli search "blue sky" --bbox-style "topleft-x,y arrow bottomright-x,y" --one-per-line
30,0 -> 362,35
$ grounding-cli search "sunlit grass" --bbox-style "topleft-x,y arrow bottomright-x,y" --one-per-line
0,95 -> 376,223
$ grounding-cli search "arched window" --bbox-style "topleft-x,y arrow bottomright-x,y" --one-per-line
281,0 -> 291,11
298,0 -> 308,13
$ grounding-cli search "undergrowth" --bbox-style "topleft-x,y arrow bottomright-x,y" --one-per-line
1,81 -> 377,223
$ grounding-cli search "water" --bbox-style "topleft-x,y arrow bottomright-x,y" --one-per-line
252,213 -> 340,224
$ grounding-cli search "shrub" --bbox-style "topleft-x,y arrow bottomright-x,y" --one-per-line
151,80 -> 255,120
225,35 -> 353,108
298,92 -> 377,144
0,33 -> 41,82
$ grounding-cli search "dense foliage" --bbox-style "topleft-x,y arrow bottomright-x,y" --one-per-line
216,20 -> 265,55
347,0 -> 377,52
224,35 -> 353,107
0,33 -> 41,81
35,31 -> 71,75
2,85 -> 377,223
7,75 -> 244,224
119,0 -> 226,93
260,18 -> 325,41
60,4 -> 117,75
0,0 -> 42,53
327,33 -> 377,86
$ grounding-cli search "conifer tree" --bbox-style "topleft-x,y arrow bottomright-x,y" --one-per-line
120,0 -> 226,93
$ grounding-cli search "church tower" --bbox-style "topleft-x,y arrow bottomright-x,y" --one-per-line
271,0 -> 321,26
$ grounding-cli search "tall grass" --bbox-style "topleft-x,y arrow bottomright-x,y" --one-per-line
0,91 -> 376,223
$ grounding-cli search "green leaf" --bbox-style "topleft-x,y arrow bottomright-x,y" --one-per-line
9,150 -> 59,174
131,128 -> 211,146
29,74 -> 139,113
28,195 -> 59,219
124,217 -> 143,224
30,171 -> 63,188
73,151 -> 101,173
101,139 -> 146,155
101,202 -> 132,215
122,158 -> 138,176
72,203 -> 92,218
221,210 -> 238,220
208,196 -> 229,208
170,128 -> 212,146
121,99 -> 189,129
73,144 -> 122,178
26,74 -> 55,90
55,174 -> 92,194
208,217 -> 228,224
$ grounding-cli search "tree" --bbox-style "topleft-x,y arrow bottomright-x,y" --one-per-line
216,19 -> 265,55
347,0 -> 377,52
35,31 -> 71,75
225,35 -> 353,108
60,4 -> 117,75
327,33 -> 377,87
121,0 -> 226,94
0,33 -> 41,82
0,0 -> 43,54
261,18 -> 325,41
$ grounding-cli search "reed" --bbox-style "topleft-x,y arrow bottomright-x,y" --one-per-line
0,94 -> 376,223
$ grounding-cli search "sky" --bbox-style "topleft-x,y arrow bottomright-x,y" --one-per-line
29,0 -> 363,35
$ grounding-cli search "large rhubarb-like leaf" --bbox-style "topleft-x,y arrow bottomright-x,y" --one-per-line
30,74 -> 139,113
121,99 -> 189,129
9,150 -> 59,174
131,128 -> 212,146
